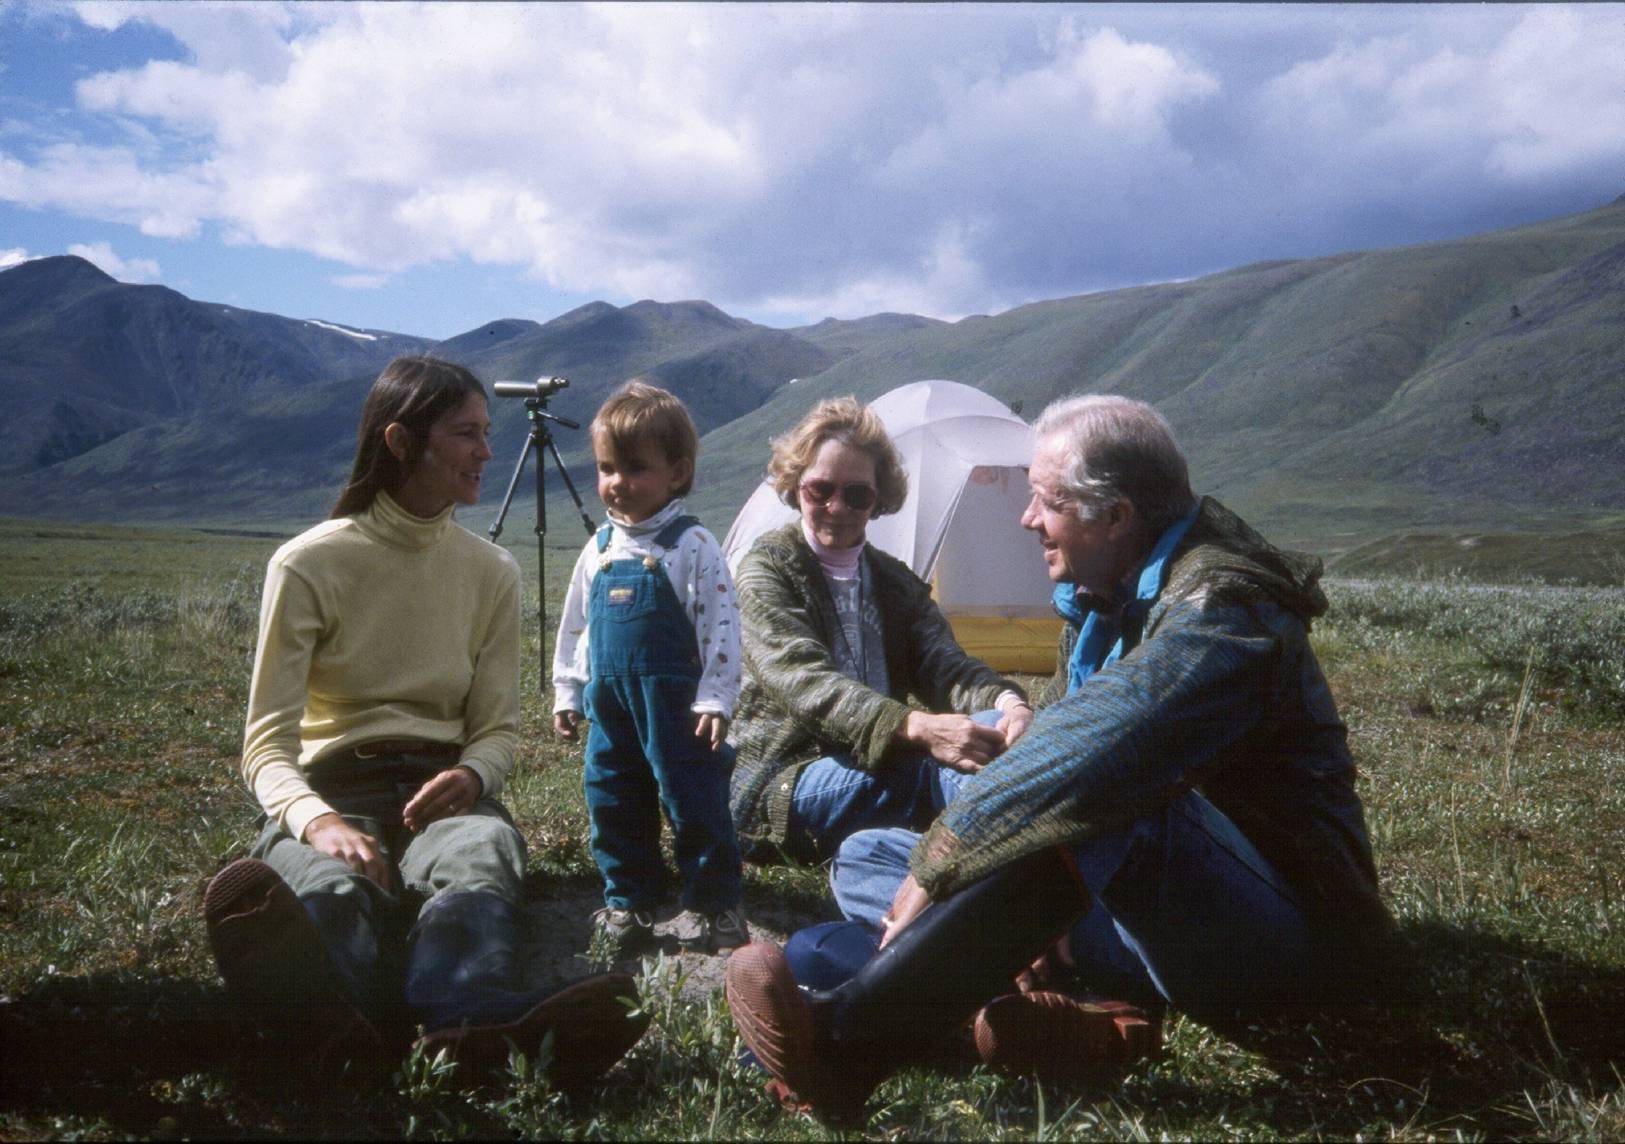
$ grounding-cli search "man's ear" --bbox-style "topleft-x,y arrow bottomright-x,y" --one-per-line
1104,496 -> 1137,541
383,422 -> 412,463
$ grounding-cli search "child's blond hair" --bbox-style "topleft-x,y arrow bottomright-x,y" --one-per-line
590,379 -> 700,496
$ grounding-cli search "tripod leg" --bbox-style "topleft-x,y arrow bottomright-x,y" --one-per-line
487,429 -> 534,544
542,430 -> 596,536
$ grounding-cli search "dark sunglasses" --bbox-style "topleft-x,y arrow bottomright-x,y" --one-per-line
798,479 -> 878,512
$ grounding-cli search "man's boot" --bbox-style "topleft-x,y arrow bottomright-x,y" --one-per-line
726,846 -> 1091,1125
972,992 -> 1160,1081
203,858 -> 386,1070
404,890 -> 649,1094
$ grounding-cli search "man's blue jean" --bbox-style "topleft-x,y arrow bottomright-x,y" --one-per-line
783,710 -> 998,864
828,788 -> 1319,1010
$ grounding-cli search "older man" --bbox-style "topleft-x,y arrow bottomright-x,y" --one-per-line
725,394 -> 1390,1125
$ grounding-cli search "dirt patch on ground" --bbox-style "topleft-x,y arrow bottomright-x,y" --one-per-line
520,884 -> 830,1003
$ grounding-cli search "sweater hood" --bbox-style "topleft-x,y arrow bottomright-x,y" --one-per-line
1167,497 -> 1328,620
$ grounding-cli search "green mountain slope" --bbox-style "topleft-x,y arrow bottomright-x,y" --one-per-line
0,256 -> 429,475
4,198 -> 1623,551
693,197 -> 1625,549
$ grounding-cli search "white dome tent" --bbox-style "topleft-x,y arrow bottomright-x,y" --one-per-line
721,379 -> 1061,672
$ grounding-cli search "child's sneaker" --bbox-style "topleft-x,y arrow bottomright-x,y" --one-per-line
592,906 -> 655,958
676,907 -> 751,953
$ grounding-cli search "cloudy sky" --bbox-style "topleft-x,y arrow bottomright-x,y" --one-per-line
3,2 -> 1623,338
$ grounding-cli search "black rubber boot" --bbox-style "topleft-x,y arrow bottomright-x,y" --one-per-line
300,889 -> 414,1044
727,846 -> 1091,1125
405,890 -> 649,1093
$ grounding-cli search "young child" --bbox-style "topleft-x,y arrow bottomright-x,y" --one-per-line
552,380 -> 747,956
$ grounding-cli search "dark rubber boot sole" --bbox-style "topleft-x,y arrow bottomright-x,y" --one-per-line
415,972 -> 649,1094
724,943 -> 870,1126
203,857 -> 385,1069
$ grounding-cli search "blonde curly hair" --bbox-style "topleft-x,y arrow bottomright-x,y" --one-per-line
767,396 -> 908,517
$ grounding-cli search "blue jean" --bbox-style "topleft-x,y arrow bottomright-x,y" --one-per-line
783,709 -> 997,864
829,788 -> 1318,1010
583,534 -> 743,914
584,675 -> 741,912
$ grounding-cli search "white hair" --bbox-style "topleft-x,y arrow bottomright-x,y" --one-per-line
1032,394 -> 1196,534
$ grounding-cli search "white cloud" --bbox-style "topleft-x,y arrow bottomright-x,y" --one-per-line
67,240 -> 161,282
1257,7 -> 1625,186
760,222 -> 995,323
0,246 -> 35,268
2,4 -> 1622,322
0,145 -> 213,238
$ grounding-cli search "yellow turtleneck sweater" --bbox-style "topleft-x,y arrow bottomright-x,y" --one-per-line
241,490 -> 522,841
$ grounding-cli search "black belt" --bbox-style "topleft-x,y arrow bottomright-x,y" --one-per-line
334,738 -> 462,764
306,740 -> 463,816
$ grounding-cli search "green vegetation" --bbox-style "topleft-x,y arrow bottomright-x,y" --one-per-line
2,524 -> 1622,1139
1327,527 -> 1625,587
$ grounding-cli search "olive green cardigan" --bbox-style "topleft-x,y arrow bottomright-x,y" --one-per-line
727,521 -> 1024,860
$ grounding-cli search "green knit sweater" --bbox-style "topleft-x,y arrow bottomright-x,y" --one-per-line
727,521 -> 1024,860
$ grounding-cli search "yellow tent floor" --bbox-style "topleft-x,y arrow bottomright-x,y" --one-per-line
945,614 -> 1063,675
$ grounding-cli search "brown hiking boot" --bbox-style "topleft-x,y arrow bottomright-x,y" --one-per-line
203,857 -> 384,1068
724,942 -> 873,1126
972,991 -> 1160,1082
414,972 -> 649,1094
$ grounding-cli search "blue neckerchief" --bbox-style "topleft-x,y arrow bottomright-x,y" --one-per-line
1054,505 -> 1199,695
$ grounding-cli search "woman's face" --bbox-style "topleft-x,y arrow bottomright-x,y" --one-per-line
391,393 -> 493,517
798,438 -> 879,550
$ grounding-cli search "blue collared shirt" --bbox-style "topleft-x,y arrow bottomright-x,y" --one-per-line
1054,505 -> 1200,695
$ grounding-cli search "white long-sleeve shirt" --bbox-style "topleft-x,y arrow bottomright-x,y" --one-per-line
551,498 -> 742,719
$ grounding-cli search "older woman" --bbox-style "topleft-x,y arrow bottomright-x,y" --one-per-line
729,396 -> 1033,870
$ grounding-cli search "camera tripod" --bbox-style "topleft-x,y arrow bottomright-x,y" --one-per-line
487,380 -> 595,692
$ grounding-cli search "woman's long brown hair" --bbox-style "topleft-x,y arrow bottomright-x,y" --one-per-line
330,356 -> 487,519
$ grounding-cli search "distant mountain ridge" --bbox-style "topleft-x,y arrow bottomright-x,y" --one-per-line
0,255 -> 429,475
698,196 -> 1625,545
3,195 -> 1623,547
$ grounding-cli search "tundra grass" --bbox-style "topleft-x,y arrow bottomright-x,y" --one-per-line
1,525 -> 1622,1140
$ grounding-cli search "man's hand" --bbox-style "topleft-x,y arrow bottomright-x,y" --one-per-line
553,710 -> 583,741
879,873 -> 932,948
402,765 -> 482,833
304,814 -> 389,887
695,712 -> 729,752
902,711 -> 1006,774
997,702 -> 1034,749
1015,933 -> 1075,994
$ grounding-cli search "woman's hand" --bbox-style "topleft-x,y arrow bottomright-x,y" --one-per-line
402,765 -> 482,833
997,702 -> 1034,749
553,710 -> 582,741
901,711 -> 1006,773
879,873 -> 932,948
304,813 -> 389,887
695,712 -> 729,751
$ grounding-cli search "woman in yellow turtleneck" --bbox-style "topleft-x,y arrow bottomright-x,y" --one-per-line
203,356 -> 646,1094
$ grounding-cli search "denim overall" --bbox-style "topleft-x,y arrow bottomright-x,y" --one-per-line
582,514 -> 742,914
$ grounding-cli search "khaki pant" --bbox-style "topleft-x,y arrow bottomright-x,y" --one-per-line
251,752 -> 526,916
